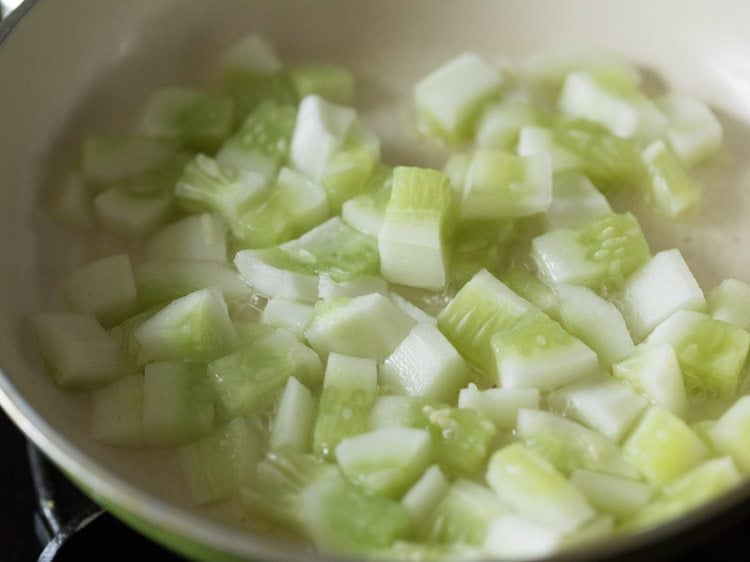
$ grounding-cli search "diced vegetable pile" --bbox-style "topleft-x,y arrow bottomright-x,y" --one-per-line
31,34 -> 750,559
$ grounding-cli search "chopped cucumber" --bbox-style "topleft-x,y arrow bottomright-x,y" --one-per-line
89,373 -> 145,447
708,395 -> 750,473
261,298 -> 313,338
143,213 -> 228,263
544,170 -> 612,229
641,139 -> 702,218
457,383 -> 540,428
400,464 -> 448,522
707,278 -> 750,331
269,376 -> 316,452
656,92 -> 723,167
321,144 -> 379,213
570,469 -> 652,519
318,272 -> 388,300
475,99 -> 541,150
483,513 -> 563,560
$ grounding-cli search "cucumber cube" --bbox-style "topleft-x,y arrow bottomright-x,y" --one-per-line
516,408 -> 640,479
458,383 -> 540,428
378,166 -> 453,291
657,93 -> 723,167
414,52 -> 503,141
89,373 -> 145,447
234,249 -> 319,303
646,310 -> 750,400
62,254 -> 137,327
335,427 -> 432,498
269,376 -> 316,452
178,416 -> 262,505
437,269 -> 532,381
290,95 -> 356,180
318,273 -> 388,301
261,298 -> 313,338
622,406 -> 708,486
313,353 -> 377,460
305,293 -> 417,362
486,442 -> 595,533
461,149 -> 552,220
139,88 -> 235,152
517,125 -> 581,174
30,312 -> 123,389
708,395 -> 750,473
400,464 -> 448,522
708,278 -> 750,331
143,213 -> 227,263
617,248 -> 707,341
483,513 -> 563,560
93,186 -> 174,239
381,322 -> 471,403
499,268 -> 558,315
492,310 -> 600,390
555,283 -> 635,367
547,373 -> 648,443
475,99 -> 540,150
558,71 -> 666,140
612,343 -> 688,417
545,170 -> 612,229
642,140 -> 702,218
134,288 -> 240,363
340,170 -> 393,236
142,360 -> 215,447
209,329 -> 323,419
570,469 -> 652,519
532,212 -> 650,290
321,145 -> 379,213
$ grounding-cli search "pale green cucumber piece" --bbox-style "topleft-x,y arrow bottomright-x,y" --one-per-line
209,329 -> 323,419
269,376 -> 315,452
570,469 -> 652,519
378,166 -> 453,290
544,170 -> 611,229
618,248 -> 707,341
89,373 -> 145,447
178,416 -> 262,505
400,464 -> 448,522
81,135 -> 180,188
110,305 -> 162,374
556,283 -> 634,367
622,406 -> 708,486
52,172 -> 96,231
62,254 -> 137,327
335,427 -> 431,498
458,383 -> 540,428
646,310 -> 750,400
313,353 -> 377,459
558,71 -> 667,140
134,288 -> 240,363
531,212 -> 650,290
414,52 -> 504,142
133,259 -> 252,310
231,166 -> 330,248
93,185 -> 174,239
443,151 -> 471,204
612,343 -> 688,417
219,33 -> 282,75
642,139 -> 702,218
475,99 -> 541,150
142,360 -> 214,447
143,213 -> 227,262
708,278 -> 750,331
298,470 -> 412,555
449,220 -> 517,290
517,408 -> 639,479
305,293 -> 416,361
622,456 -> 741,531
421,403 -> 496,477
389,293 -> 437,325
290,62 -> 354,104
708,395 -> 750,473
492,310 -> 599,390
486,442 -> 595,533
520,48 -> 642,97
461,149 -> 552,220
381,322 -> 471,403
517,125 -> 581,174
367,395 -> 496,477
215,102 -> 296,180
318,272 -> 388,300
418,479 -> 507,545
176,154 -> 269,224
340,166 -> 393,236
656,92 -> 723,167
222,70 -> 296,122
499,267 -> 558,315
290,94 -> 356,180
234,249 -> 319,303
548,373 -> 648,443
261,298 -> 313,338
483,513 -> 564,560
140,88 -> 235,152
437,269 -> 532,381
321,144 -> 379,213
30,312 -> 123,389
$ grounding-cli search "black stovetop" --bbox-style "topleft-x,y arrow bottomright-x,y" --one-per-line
2,410 -> 750,562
